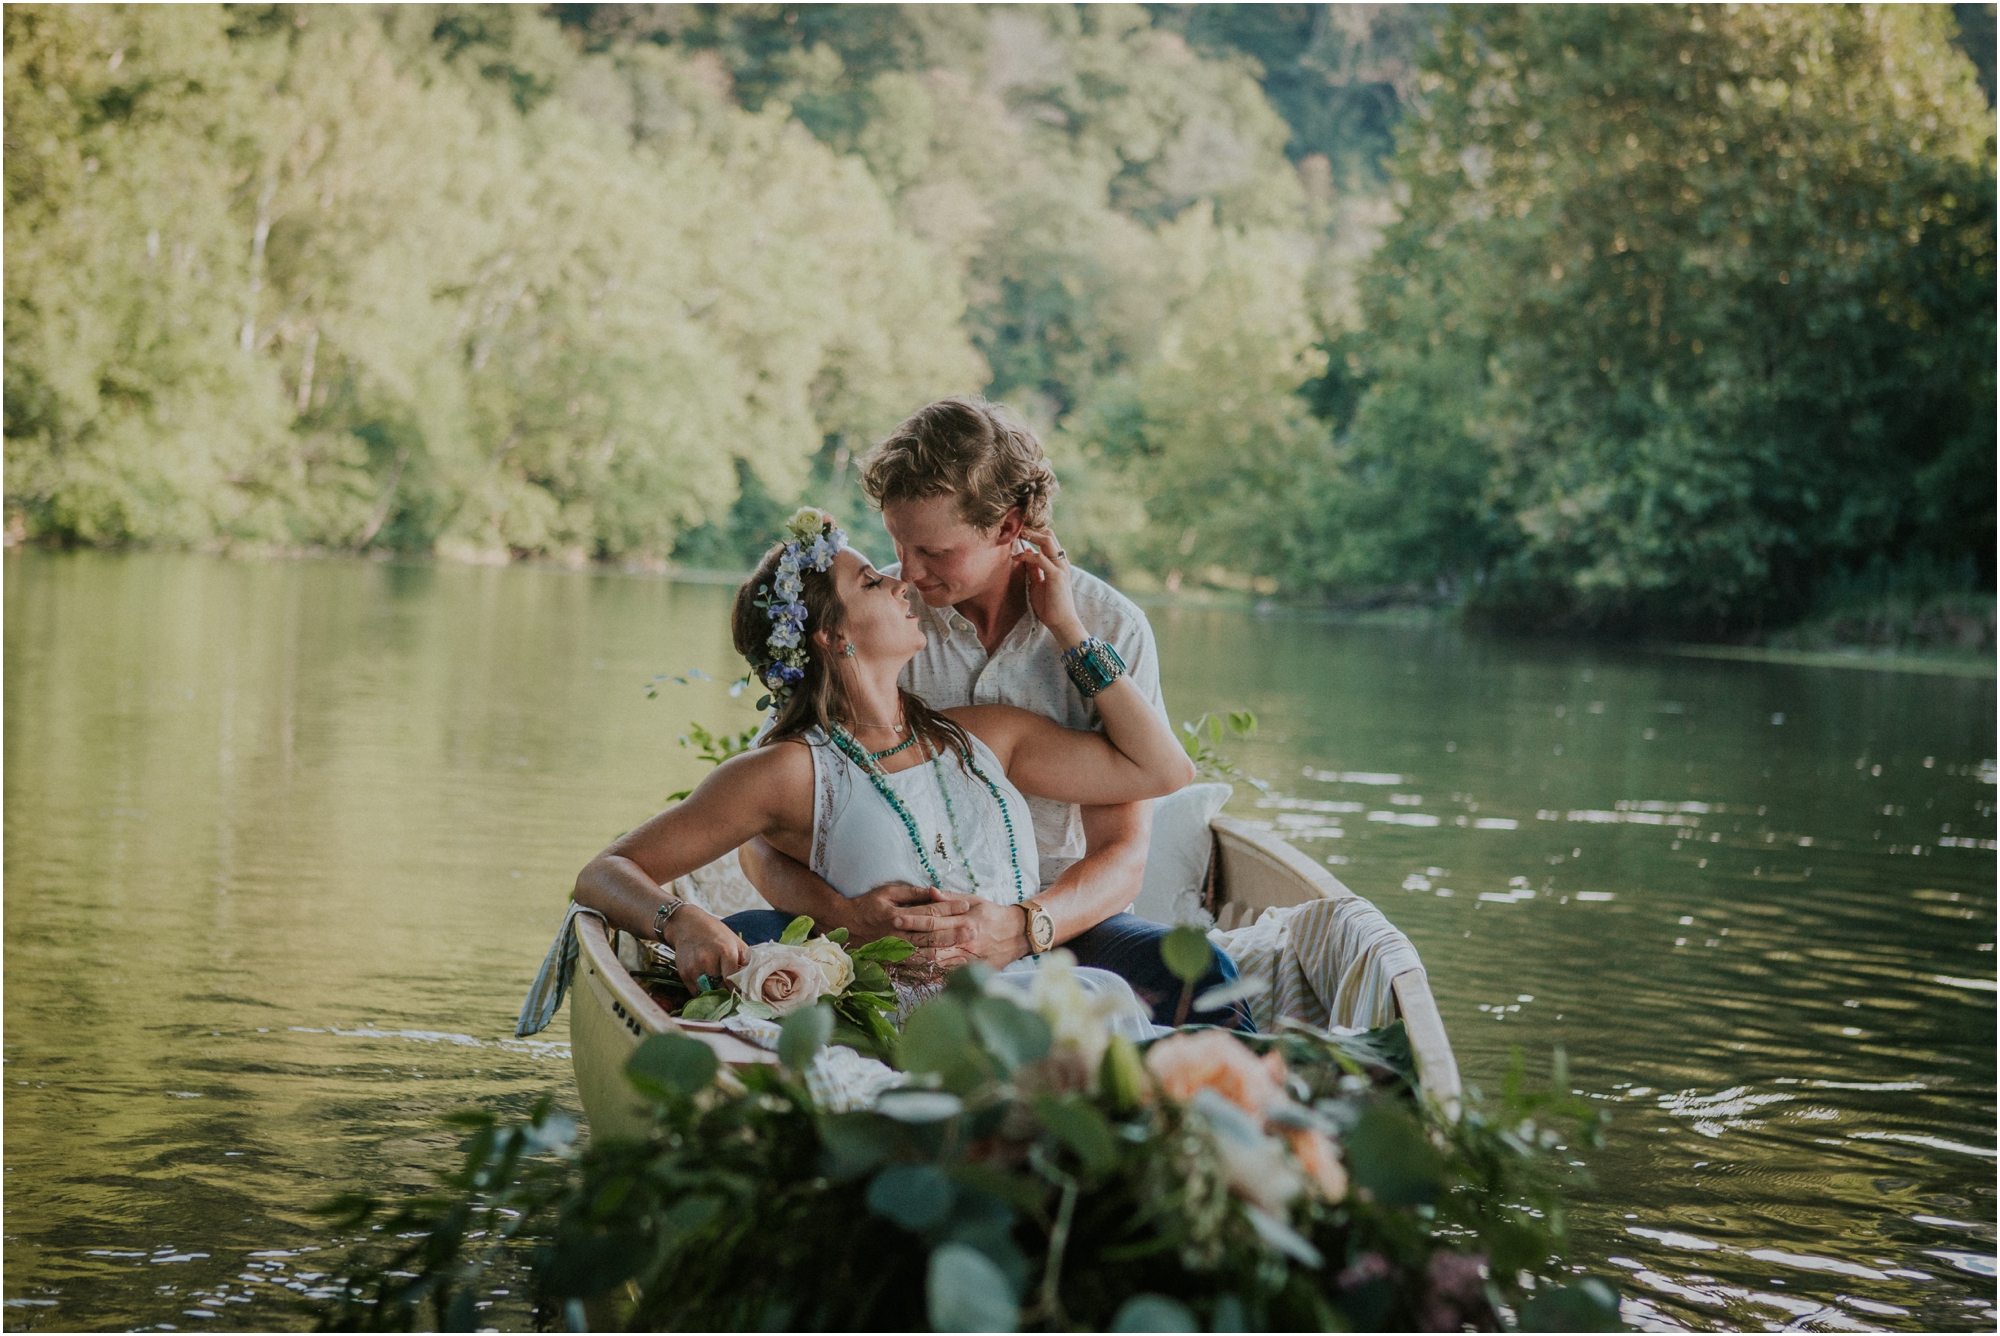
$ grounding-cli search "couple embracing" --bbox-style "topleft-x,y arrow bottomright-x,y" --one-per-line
572,397 -> 1247,1033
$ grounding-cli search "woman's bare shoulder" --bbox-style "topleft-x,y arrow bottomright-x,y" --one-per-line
713,736 -> 814,786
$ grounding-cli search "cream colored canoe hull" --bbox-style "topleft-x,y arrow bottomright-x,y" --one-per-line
569,817 -> 1462,1142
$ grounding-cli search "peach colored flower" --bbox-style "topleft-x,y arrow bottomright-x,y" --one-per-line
1286,1127 -> 1348,1203
1144,1029 -> 1284,1117
728,943 -> 833,1017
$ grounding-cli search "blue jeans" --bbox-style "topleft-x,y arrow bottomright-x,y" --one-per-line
721,908 -> 1253,1031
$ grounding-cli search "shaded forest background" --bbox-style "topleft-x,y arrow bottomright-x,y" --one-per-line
6,3 -> 1994,639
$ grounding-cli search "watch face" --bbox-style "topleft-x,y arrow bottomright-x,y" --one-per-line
1032,910 -> 1055,952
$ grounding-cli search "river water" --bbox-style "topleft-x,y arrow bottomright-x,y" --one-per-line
5,550 -> 1993,1332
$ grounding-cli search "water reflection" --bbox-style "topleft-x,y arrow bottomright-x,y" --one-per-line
1150,603 -> 1996,1331
5,553 -> 1993,1332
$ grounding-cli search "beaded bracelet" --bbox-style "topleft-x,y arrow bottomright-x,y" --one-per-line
1061,636 -> 1127,698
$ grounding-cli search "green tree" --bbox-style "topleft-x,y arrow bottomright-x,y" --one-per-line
5,5 -> 983,561
1346,4 -> 1995,627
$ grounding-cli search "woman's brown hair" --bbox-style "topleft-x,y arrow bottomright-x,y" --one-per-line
732,541 -> 973,764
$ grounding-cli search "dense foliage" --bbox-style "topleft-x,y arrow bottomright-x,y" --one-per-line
6,4 -> 1991,630
1327,4 -> 1996,628
318,964 -> 1619,1332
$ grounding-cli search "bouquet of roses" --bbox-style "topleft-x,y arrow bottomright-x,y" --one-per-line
677,915 -> 915,1054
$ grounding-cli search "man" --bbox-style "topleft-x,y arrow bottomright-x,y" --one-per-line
738,396 -> 1242,1027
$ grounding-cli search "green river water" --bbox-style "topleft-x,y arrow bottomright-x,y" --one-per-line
5,550 -> 1994,1332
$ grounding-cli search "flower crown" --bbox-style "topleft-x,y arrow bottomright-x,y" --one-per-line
751,507 -> 848,714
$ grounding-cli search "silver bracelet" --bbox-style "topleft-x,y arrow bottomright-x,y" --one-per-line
652,897 -> 687,942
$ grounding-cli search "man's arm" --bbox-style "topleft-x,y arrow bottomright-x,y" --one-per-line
739,836 -> 969,946
1044,799 -> 1151,940
889,799 -> 1152,967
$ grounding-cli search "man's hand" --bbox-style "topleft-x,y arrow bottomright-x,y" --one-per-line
892,887 -> 1031,970
842,881 -> 967,946
659,904 -> 750,995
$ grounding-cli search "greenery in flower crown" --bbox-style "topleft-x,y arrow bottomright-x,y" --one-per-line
317,958 -> 1623,1333
749,507 -> 847,715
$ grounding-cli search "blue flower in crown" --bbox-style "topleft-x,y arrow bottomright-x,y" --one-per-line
753,508 -> 847,713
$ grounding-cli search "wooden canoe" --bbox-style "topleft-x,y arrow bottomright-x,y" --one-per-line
570,817 -> 1462,1143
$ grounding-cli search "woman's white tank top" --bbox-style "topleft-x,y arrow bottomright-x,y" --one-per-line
806,728 -> 1041,906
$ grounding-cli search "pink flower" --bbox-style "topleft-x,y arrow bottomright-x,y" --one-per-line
1145,1029 -> 1285,1117
1285,1127 -> 1348,1202
728,943 -> 835,1016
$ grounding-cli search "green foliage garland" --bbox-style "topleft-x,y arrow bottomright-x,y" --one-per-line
318,967 -> 1620,1333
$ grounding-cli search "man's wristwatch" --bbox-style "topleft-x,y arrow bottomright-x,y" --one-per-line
1020,899 -> 1056,954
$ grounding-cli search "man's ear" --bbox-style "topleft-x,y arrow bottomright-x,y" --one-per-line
992,507 -> 1026,545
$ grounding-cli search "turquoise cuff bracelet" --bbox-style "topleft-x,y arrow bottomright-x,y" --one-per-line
1062,636 -> 1127,698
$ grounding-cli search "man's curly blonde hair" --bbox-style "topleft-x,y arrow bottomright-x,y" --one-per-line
859,396 -> 1058,532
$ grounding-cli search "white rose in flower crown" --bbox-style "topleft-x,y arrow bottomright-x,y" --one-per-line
728,942 -> 836,1017
800,936 -> 855,994
785,506 -> 831,542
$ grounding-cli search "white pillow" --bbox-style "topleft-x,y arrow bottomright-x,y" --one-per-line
1128,782 -> 1233,927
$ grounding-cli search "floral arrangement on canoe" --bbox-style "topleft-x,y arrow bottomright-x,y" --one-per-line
671,914 -> 914,1054
321,945 -> 1623,1333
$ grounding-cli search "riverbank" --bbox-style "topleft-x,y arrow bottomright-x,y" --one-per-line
10,537 -> 1993,676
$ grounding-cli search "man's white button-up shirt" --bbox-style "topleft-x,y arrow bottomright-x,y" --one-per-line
885,563 -> 1166,887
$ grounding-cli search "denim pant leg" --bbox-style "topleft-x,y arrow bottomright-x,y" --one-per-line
1062,912 -> 1255,1031
722,909 -> 796,945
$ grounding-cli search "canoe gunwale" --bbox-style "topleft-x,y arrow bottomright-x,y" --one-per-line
570,814 -> 1464,1140
1207,816 -> 1464,1108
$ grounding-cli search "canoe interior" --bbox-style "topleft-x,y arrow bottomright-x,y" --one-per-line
570,816 -> 1463,1142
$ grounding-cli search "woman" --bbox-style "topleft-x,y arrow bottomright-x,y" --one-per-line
572,509 -> 1196,998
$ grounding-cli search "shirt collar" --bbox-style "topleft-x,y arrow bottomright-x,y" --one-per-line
928,596 -> 1041,647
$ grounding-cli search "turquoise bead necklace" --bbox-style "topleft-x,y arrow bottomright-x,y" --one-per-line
829,723 -> 1025,904
865,733 -> 917,762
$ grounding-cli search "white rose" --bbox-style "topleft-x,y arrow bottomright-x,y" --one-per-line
728,943 -> 835,1017
1011,950 -> 1130,1075
800,937 -> 855,994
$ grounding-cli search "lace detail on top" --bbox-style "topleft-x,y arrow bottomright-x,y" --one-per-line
806,729 -> 1040,906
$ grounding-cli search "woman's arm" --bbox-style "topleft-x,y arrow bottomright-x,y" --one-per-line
951,528 -> 1193,804
574,742 -> 812,989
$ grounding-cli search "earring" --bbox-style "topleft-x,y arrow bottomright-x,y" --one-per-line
841,642 -> 857,658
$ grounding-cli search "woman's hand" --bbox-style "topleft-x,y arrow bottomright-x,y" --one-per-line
1013,527 -> 1086,647
660,903 -> 750,995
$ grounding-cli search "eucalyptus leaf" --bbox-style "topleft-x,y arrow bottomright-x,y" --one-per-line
1161,925 -> 1214,985
625,1030 -> 718,1098
817,1112 -> 898,1179
1242,1204 -> 1323,1268
1110,1293 -> 1200,1332
1346,1102 -> 1445,1207
927,1242 -> 1020,1333
866,1163 -> 955,1231
1035,1095 -> 1118,1174
968,993 -> 1052,1071
897,997 -> 972,1076
778,1002 -> 833,1074
1192,975 -> 1271,1012
873,1089 -> 964,1123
